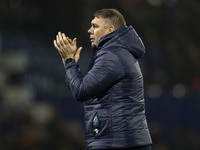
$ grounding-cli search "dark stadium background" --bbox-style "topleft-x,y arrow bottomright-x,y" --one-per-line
0,0 -> 200,149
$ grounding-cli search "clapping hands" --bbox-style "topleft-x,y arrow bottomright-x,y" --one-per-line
54,32 -> 82,66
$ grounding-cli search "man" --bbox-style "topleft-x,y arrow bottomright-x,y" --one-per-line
54,9 -> 152,150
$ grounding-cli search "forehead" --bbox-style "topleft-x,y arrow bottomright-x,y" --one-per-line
91,17 -> 106,25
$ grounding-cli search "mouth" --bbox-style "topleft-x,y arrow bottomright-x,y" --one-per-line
90,38 -> 94,43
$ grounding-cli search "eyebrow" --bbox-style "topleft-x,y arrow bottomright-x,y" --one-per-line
91,23 -> 100,28
91,23 -> 98,26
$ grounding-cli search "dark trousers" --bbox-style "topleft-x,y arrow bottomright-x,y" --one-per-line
97,145 -> 152,150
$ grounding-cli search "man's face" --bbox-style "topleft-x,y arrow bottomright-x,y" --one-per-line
88,17 -> 110,46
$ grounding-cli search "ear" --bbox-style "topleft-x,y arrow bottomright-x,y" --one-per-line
108,25 -> 115,33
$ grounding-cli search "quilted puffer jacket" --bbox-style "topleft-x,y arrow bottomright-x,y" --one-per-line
65,26 -> 152,150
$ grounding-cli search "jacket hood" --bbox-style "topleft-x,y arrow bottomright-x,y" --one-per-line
92,26 -> 145,59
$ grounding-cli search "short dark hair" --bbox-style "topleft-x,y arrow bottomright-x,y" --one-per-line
93,8 -> 126,30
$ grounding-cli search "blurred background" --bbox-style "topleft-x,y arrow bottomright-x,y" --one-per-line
0,0 -> 200,149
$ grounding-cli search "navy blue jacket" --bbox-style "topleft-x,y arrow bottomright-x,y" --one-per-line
65,26 -> 152,150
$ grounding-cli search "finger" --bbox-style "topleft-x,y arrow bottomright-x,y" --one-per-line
56,35 -> 62,48
61,33 -> 70,42
58,32 -> 65,47
58,32 -> 63,41
62,33 -> 70,45
54,40 -> 64,56
72,38 -> 77,46
67,37 -> 73,44
54,40 -> 61,51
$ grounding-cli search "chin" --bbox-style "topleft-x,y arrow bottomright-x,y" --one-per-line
91,43 -> 97,46
91,44 -> 97,48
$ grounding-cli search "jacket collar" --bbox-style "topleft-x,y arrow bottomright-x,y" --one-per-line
91,26 -> 127,50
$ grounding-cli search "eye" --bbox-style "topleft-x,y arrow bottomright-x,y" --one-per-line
92,24 -> 98,28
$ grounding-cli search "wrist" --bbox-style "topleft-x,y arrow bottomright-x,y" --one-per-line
65,58 -> 75,65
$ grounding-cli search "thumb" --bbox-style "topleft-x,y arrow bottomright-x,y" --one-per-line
75,47 -> 83,63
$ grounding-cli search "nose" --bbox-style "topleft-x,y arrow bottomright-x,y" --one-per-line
88,27 -> 93,34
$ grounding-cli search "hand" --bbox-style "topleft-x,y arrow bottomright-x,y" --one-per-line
53,32 -> 82,65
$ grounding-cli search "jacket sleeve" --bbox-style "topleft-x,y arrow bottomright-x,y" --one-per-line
65,51 -> 125,102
